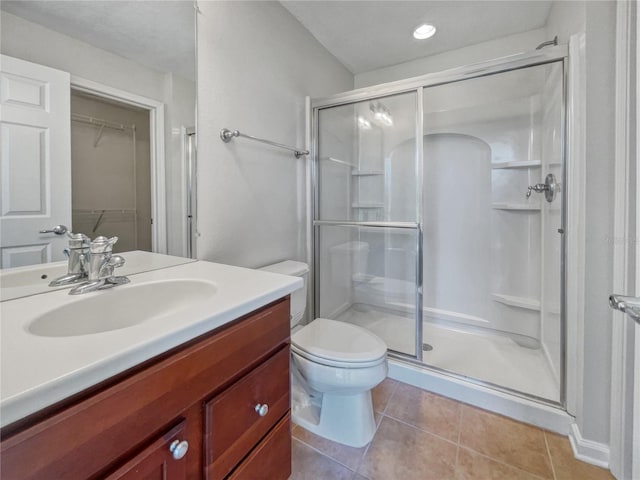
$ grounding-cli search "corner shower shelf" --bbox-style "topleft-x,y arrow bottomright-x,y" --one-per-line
491,160 -> 541,169
491,203 -> 541,211
351,202 -> 384,208
492,293 -> 541,311
351,169 -> 384,176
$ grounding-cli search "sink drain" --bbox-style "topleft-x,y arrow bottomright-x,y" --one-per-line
422,343 -> 433,351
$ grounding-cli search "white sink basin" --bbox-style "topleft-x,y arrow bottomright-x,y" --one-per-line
28,279 -> 217,337
1,263 -> 66,288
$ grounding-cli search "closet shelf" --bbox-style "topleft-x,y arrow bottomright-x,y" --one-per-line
351,203 -> 384,209
491,203 -> 541,211
492,293 -> 540,311
351,169 -> 384,176
491,160 -> 541,169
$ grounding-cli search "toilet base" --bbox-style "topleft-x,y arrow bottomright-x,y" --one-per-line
292,379 -> 377,448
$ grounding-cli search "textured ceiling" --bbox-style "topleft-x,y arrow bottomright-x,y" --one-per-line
1,0 -> 195,81
281,1 -> 553,74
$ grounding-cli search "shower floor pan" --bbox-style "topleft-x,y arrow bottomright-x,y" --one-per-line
335,306 -> 559,402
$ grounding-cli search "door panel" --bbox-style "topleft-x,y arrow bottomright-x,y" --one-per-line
0,55 -> 71,268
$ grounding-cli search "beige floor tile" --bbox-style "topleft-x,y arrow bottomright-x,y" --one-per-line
455,447 -> 544,480
384,382 -> 461,442
545,432 -> 615,480
293,426 -> 368,470
291,439 -> 355,480
357,416 -> 457,480
371,377 -> 398,414
459,405 -> 553,479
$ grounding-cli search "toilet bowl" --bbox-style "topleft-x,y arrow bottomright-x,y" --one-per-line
259,261 -> 388,448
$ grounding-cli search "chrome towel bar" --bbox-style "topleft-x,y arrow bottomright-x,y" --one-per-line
220,128 -> 309,158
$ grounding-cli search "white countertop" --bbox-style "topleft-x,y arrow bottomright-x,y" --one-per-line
0,260 -> 301,428
0,250 -> 196,302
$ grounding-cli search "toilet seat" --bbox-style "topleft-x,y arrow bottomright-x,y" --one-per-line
291,318 -> 387,368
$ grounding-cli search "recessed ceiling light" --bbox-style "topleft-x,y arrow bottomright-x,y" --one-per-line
413,24 -> 436,40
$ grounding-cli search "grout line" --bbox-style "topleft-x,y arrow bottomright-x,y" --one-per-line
380,413 -> 459,448
454,405 -> 463,474
380,379 -> 399,416
543,430 -> 558,480
457,445 -> 550,480
291,436 -> 357,474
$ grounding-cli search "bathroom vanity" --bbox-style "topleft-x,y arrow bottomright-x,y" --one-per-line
0,259 -> 301,479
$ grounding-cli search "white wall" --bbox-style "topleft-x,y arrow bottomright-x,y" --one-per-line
581,0 -> 616,448
1,12 -> 195,257
196,1 -> 353,268
355,28 -> 547,88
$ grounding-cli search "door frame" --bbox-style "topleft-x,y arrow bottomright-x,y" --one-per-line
69,76 -> 167,254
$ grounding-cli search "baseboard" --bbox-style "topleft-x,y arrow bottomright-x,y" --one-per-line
568,423 -> 610,468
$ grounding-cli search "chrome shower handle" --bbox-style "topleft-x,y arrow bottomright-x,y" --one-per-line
526,184 -> 548,198
526,173 -> 557,202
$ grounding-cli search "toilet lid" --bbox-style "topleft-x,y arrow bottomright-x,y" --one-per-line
291,318 -> 387,366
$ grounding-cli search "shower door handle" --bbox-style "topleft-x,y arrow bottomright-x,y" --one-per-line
609,294 -> 640,324
526,174 -> 557,202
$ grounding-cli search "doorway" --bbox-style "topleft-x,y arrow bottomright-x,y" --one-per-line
70,91 -> 151,253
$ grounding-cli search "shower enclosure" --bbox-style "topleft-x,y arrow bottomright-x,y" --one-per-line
312,47 -> 566,405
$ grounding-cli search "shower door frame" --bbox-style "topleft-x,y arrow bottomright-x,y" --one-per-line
311,45 -> 570,407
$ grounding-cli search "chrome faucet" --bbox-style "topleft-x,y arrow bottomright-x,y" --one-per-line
69,236 -> 130,295
49,232 -> 91,287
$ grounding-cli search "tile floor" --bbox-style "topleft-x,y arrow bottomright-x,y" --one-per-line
290,379 -> 614,480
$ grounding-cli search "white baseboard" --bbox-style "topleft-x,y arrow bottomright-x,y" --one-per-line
568,423 -> 610,468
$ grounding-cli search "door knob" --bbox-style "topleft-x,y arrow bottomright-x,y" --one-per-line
39,225 -> 68,235
609,294 -> 640,324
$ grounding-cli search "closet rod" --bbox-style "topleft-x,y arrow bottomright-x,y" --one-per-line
71,113 -> 133,131
220,128 -> 309,158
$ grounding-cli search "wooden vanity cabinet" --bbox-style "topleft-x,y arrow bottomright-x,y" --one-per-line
0,297 -> 292,480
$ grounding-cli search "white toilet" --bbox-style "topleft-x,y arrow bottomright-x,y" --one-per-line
260,260 -> 388,448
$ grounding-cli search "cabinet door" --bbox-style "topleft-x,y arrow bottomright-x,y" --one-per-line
105,421 -> 188,480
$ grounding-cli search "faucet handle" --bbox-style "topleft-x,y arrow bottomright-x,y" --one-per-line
67,232 -> 90,249
98,254 -> 126,279
90,236 -> 118,254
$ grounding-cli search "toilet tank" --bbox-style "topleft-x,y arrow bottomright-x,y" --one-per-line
259,260 -> 308,327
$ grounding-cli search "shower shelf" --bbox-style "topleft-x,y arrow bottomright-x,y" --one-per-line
492,293 -> 540,311
491,160 -> 541,169
351,170 -> 384,176
351,203 -> 384,208
491,203 -> 541,211
321,156 -> 356,167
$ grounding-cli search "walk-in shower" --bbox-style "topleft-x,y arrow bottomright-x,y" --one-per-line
311,46 -> 567,410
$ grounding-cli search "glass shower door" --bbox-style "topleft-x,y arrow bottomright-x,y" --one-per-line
421,61 -> 565,402
314,92 -> 421,358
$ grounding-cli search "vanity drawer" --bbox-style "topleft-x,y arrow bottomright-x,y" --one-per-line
228,414 -> 291,480
204,346 -> 290,479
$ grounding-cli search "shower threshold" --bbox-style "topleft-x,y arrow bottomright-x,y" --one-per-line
335,305 -> 560,402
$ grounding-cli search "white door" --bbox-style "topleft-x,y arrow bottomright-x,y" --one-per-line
0,55 -> 71,268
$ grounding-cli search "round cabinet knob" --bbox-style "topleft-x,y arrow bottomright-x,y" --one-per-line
169,439 -> 189,460
255,403 -> 269,417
